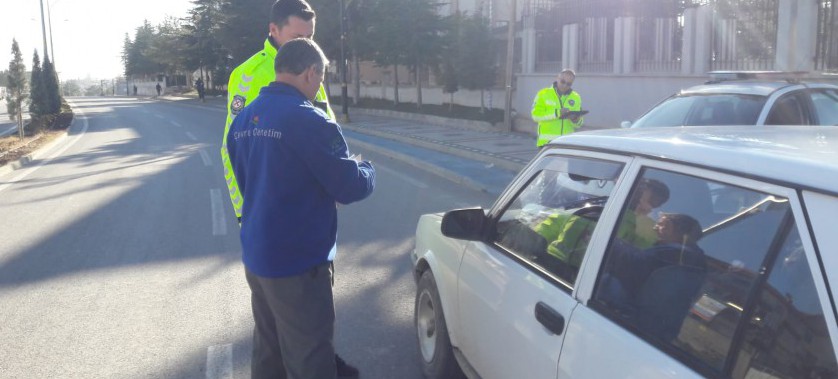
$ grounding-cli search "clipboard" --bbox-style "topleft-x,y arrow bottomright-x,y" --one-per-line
559,110 -> 589,119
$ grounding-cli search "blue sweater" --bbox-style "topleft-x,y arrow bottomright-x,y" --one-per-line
226,82 -> 376,277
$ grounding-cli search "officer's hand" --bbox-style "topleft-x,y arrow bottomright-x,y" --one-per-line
560,108 -> 570,116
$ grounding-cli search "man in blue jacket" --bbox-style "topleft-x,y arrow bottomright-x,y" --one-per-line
226,38 -> 375,379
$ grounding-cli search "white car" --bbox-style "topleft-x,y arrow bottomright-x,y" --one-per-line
624,72 -> 838,128
412,126 -> 838,379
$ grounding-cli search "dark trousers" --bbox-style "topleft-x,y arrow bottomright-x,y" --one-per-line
246,264 -> 337,379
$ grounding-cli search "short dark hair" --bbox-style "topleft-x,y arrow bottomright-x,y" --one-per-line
275,38 -> 329,75
271,0 -> 315,26
629,178 -> 670,209
660,213 -> 703,244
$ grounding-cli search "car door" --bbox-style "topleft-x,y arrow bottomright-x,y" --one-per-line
559,159 -> 838,378
456,152 -> 627,379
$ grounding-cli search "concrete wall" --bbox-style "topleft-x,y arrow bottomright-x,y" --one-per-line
130,81 -> 167,97
345,83 -> 507,111
343,73 -> 706,134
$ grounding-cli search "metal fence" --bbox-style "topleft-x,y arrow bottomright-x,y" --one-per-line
817,0 -> 838,72
527,0 -> 783,74
709,0 -> 777,71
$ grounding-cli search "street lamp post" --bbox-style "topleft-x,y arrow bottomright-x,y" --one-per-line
38,0 -> 49,58
339,0 -> 350,122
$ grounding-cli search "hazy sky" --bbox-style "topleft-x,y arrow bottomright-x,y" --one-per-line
1,0 -> 192,80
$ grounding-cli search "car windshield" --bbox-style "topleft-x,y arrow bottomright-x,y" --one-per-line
632,94 -> 767,127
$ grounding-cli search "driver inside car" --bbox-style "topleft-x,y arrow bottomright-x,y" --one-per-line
535,178 -> 670,279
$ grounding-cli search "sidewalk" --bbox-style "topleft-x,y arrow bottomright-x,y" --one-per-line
158,94 -> 598,195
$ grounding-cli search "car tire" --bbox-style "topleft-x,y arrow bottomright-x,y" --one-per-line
415,270 -> 465,379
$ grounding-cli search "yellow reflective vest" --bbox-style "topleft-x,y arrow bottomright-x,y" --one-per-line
531,84 -> 583,147
220,38 -> 335,220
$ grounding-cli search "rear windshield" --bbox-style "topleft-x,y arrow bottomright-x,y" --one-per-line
632,94 -> 767,128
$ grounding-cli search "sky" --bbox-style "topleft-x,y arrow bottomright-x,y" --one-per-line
0,0 -> 192,80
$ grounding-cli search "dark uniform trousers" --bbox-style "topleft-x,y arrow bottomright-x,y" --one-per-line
245,263 -> 337,379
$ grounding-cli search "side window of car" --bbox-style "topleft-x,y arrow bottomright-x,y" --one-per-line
731,227 -> 838,378
766,93 -> 809,125
592,168 -> 837,377
810,89 -> 838,126
492,156 -> 623,289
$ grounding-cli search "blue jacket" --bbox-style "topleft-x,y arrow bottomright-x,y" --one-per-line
227,82 -> 376,277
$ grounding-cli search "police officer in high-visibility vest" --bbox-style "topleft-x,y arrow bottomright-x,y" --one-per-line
218,1 -> 357,378
221,0 -> 335,225
531,69 -> 583,147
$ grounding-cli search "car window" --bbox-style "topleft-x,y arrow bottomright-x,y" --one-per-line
766,93 -> 809,125
591,168 -> 837,377
731,227 -> 838,379
492,156 -> 623,289
632,94 -> 765,128
810,89 -> 838,126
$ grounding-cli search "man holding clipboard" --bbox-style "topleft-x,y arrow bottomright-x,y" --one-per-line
531,69 -> 587,147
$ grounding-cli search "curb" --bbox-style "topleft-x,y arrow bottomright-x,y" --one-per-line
0,128 -> 71,177
344,136 -> 489,194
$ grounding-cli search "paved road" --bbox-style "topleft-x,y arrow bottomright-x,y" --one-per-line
0,96 -> 496,378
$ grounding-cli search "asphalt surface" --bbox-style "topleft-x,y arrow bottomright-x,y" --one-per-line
0,96 -> 498,378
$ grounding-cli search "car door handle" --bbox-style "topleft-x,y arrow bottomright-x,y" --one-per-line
534,301 -> 565,335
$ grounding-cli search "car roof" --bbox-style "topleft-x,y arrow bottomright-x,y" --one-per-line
552,126 -> 838,194
679,81 -> 792,97
678,80 -> 838,97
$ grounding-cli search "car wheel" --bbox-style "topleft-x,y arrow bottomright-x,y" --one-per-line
415,270 -> 465,379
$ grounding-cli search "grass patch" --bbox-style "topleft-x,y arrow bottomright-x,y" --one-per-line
0,100 -> 74,166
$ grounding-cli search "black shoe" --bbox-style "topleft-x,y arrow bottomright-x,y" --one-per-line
336,354 -> 359,379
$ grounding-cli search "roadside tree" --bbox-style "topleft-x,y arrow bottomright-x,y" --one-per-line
458,13 -> 496,113
6,39 -> 28,140
29,51 -> 46,117
42,55 -> 61,114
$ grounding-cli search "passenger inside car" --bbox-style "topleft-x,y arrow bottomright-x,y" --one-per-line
598,213 -> 707,341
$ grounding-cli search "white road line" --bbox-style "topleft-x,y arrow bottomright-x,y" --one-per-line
210,189 -> 227,236
199,149 -> 212,166
377,164 -> 429,189
171,120 -> 182,127
0,108 -> 89,194
186,132 -> 198,141
153,113 -> 165,119
206,343 -> 233,379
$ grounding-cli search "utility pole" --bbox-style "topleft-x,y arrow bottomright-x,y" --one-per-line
503,0 -> 517,132
38,0 -> 49,58
339,0 -> 350,122
47,0 -> 55,66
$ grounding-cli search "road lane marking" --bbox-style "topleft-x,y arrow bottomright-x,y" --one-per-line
0,107 -> 89,194
210,189 -> 227,236
199,149 -> 212,166
186,132 -> 198,141
171,120 -> 182,128
206,343 -> 233,379
153,113 -> 165,119
377,164 -> 429,189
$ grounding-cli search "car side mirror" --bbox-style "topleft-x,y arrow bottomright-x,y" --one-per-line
441,207 -> 486,241
620,121 -> 632,129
